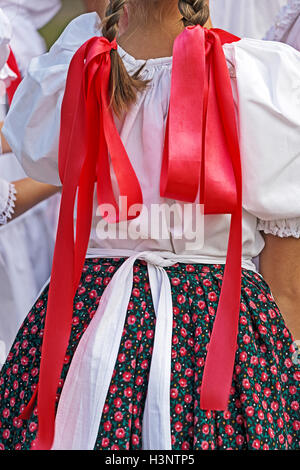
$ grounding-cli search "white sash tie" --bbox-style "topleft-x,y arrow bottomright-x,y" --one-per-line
52,249 -> 257,450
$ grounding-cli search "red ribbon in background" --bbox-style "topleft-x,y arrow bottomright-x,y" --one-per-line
161,25 -> 242,410
6,48 -> 22,103
20,25 -> 242,449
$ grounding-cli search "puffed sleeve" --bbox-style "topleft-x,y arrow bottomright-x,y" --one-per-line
2,12 -> 101,186
223,38 -> 300,238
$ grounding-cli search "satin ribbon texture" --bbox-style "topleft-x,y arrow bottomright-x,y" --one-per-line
19,36 -> 143,450
6,48 -> 22,104
161,25 -> 242,411
20,25 -> 242,450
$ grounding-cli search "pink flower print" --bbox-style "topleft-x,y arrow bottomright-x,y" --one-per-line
2,408 -> 10,418
146,329 -> 154,339
252,439 -> 260,450
132,288 -> 140,298
122,371 -> 132,382
118,353 -> 126,363
208,292 -> 217,302
128,315 -> 136,325
114,411 -> 123,423
177,295 -> 186,305
175,404 -> 183,414
101,438 -> 109,448
225,425 -> 234,436
113,398 -> 122,408
132,434 -> 139,446
103,421 -> 112,432
116,428 -> 125,439
182,441 -> 190,450
174,422 -> 183,432
89,290 -> 97,299
179,378 -> 187,388
29,422 -> 37,433
2,429 -> 10,439
245,406 -> 255,417
135,376 -> 143,386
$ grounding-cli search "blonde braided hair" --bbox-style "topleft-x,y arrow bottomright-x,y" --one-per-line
101,0 -> 210,114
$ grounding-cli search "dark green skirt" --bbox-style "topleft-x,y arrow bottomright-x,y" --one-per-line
0,258 -> 299,450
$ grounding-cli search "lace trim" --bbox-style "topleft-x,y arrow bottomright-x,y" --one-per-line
258,217 -> 300,238
0,182 -> 16,225
264,0 -> 300,41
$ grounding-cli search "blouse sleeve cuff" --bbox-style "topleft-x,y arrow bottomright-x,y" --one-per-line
257,218 -> 300,239
0,180 -> 16,225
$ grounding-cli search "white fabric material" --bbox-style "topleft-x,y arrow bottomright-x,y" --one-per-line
265,0 -> 300,50
210,0 -> 287,39
0,156 -> 58,366
0,4 -> 60,365
54,248 -> 256,451
0,1 -> 62,29
0,8 -> 15,97
3,13 -> 300,263
52,251 -> 173,450
0,0 -> 61,75
258,218 -> 300,238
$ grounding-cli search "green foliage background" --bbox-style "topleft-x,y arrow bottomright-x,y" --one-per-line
39,0 -> 86,49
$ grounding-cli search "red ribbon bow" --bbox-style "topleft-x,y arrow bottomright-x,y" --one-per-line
161,26 -> 242,410
20,36 -> 143,450
20,27 -> 242,450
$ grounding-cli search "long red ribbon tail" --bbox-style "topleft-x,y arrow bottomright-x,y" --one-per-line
200,31 -> 242,410
6,48 -> 22,103
161,26 -> 242,411
19,36 -> 143,450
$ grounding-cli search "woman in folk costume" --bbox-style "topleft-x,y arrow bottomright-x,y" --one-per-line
265,0 -> 300,50
0,0 -> 300,451
0,1 -> 61,366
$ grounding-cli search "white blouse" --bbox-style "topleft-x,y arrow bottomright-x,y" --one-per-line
265,0 -> 300,51
0,0 -> 62,75
210,0 -> 287,39
3,12 -> 300,271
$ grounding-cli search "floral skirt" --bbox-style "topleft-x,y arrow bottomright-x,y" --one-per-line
0,258 -> 299,451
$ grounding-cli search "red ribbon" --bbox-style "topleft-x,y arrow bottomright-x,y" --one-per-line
20,36 -> 143,450
6,48 -> 22,104
20,26 -> 242,450
161,26 -> 242,410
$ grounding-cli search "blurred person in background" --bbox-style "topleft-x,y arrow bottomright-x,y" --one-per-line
264,0 -> 300,51
210,0 -> 287,39
0,1 -> 62,366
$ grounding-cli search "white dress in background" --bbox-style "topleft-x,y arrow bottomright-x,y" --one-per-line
210,0 -> 287,39
0,0 -> 61,75
265,0 -> 300,51
0,1 -> 61,367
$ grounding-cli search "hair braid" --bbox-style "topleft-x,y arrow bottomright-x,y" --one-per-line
101,0 -> 210,115
178,0 -> 210,27
102,0 -> 149,115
